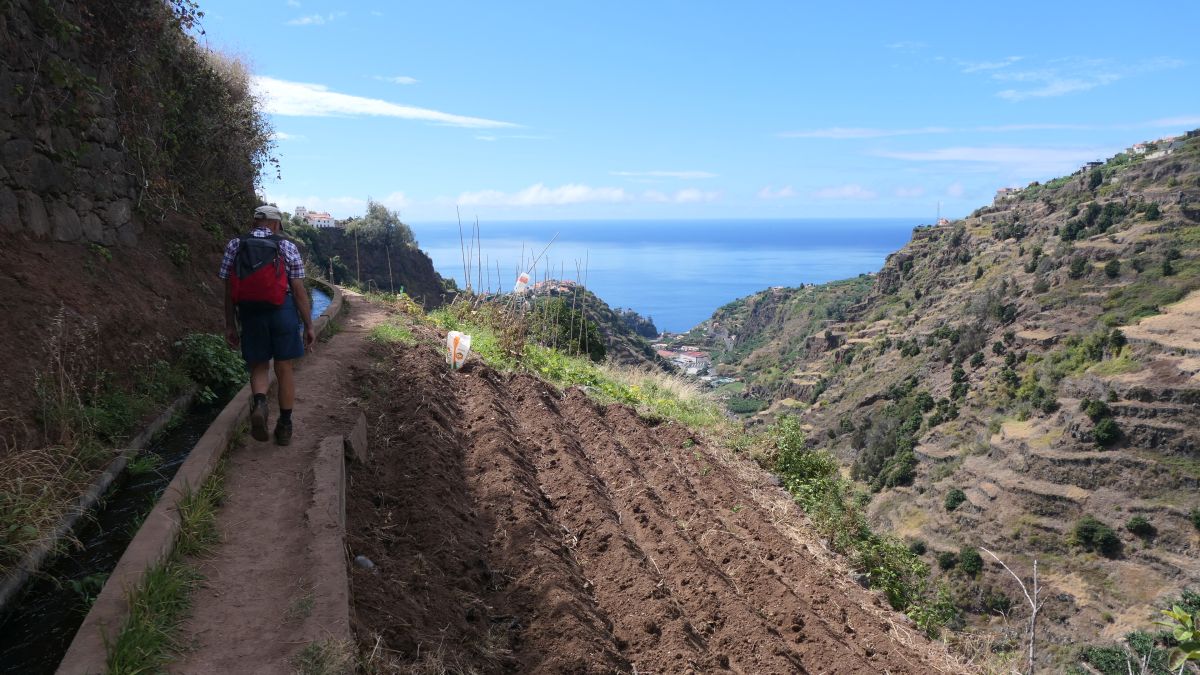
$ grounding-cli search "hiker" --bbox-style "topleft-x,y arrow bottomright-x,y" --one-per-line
219,205 -> 315,445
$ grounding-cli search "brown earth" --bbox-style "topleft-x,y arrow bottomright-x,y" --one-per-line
346,316 -> 961,673
0,219 -> 230,450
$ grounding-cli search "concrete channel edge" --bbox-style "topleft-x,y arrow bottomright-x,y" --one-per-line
56,279 -> 345,674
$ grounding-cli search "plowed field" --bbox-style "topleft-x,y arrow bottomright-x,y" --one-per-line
346,337 -> 958,674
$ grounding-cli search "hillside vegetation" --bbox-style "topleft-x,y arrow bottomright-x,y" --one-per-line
688,132 -> 1200,671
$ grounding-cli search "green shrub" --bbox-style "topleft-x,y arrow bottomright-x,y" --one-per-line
1080,398 -> 1111,422
1094,417 -> 1121,446
1073,516 -> 1122,557
959,547 -> 984,576
908,539 -> 927,555
726,397 -> 767,415
1125,515 -> 1155,538
937,551 -> 958,570
1069,256 -> 1089,279
969,352 -> 985,368
1104,259 -> 1121,278
768,416 -> 956,636
1192,509 -> 1200,531
984,591 -> 1012,615
944,488 -> 967,512
176,333 -> 246,400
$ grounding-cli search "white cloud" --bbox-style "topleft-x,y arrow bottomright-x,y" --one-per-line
264,191 -> 408,219
286,12 -> 345,26
980,57 -> 1184,101
959,56 -> 1022,73
453,184 -> 718,207
1147,116 -> 1200,128
611,170 -> 717,179
457,183 -> 629,207
286,0 -> 300,6
250,76 -> 517,128
757,185 -> 796,199
370,10 -> 383,16
946,183 -> 966,198
874,146 -> 1112,166
272,131 -> 304,141
779,126 -> 951,139
894,186 -> 925,198
996,77 -> 1116,101
886,41 -> 926,52
475,135 -> 497,142
670,188 -> 720,203
374,75 -> 419,85
812,184 -> 877,200
781,117 -> 1200,139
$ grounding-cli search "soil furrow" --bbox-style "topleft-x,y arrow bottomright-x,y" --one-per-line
348,337 -> 956,674
458,367 -> 627,672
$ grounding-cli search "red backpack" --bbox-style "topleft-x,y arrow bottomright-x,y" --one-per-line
230,234 -> 289,308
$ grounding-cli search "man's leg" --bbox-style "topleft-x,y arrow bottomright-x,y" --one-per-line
249,361 -> 271,395
269,294 -> 305,446
248,360 -> 271,442
274,359 -> 295,409
272,358 -> 297,445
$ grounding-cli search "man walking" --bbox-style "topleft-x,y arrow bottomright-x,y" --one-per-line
219,205 -> 315,445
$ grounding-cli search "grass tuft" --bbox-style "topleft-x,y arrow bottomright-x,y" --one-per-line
292,638 -> 355,675
104,464 -> 225,673
368,320 -> 416,346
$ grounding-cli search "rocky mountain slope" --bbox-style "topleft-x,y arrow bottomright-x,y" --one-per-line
688,133 -> 1200,669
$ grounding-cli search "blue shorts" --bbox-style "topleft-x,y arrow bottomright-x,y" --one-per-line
239,293 -> 305,364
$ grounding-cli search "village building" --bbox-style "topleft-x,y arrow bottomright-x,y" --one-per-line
293,206 -> 338,228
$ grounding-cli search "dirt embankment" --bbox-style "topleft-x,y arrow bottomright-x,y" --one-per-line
346,337 -> 959,673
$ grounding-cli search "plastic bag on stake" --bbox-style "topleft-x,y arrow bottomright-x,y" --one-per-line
446,331 -> 472,369
513,272 -> 530,294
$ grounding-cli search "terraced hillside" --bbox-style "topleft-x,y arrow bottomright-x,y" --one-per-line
688,133 -> 1200,668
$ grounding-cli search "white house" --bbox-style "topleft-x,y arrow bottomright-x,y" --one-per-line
294,206 -> 337,228
308,211 -> 337,228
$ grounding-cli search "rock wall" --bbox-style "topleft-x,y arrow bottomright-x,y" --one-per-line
0,0 -> 266,244
0,0 -> 270,446
0,2 -> 141,243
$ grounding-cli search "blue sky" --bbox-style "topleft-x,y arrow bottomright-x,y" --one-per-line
196,1 -> 1200,222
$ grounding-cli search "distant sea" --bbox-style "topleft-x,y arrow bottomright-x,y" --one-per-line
411,219 -> 920,333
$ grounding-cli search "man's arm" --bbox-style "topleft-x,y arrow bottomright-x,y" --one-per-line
224,278 -> 239,348
290,278 -> 316,347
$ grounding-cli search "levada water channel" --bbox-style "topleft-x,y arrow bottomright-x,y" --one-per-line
0,287 -> 331,674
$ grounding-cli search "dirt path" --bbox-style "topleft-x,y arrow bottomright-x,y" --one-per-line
348,334 -> 959,674
172,295 -> 383,674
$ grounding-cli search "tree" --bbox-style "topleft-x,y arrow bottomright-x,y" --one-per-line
944,488 -> 967,512
959,546 -> 984,576
1094,417 -> 1120,447
1104,259 -> 1121,278
1125,515 -> 1155,538
1069,256 -> 1089,279
344,199 -> 416,292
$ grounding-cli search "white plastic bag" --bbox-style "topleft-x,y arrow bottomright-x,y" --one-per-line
513,272 -> 531,294
446,331 -> 472,369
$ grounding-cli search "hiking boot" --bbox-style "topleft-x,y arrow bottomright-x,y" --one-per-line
274,418 -> 293,446
249,398 -> 269,442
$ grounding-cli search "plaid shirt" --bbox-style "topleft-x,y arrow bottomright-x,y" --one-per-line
218,227 -> 306,280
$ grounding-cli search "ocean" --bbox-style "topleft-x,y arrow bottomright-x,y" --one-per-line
410,218 -> 920,333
